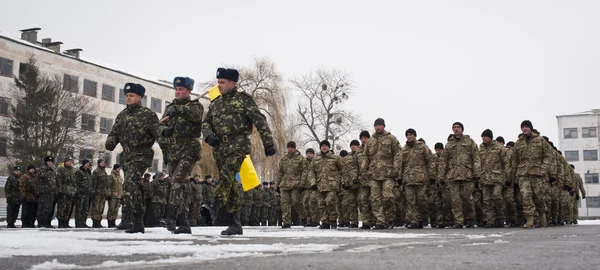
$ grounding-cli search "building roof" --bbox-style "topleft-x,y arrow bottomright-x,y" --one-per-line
556,109 -> 600,118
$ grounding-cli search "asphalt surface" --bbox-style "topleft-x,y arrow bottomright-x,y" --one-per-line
1,224 -> 599,270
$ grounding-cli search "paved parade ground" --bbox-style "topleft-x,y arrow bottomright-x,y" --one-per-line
1,220 -> 599,270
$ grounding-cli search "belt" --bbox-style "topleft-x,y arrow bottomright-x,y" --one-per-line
167,137 -> 199,144
220,134 -> 249,144
122,146 -> 152,153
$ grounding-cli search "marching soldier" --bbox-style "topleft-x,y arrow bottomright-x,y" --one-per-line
5,165 -> 22,228
56,157 -> 76,228
75,159 -> 93,228
342,140 -> 362,228
189,175 -> 204,227
302,148 -> 319,227
107,164 -> 123,228
479,129 -> 508,228
277,141 -> 306,228
150,172 -> 168,227
357,131 -> 375,229
20,165 -> 38,228
91,159 -> 109,228
309,140 -> 343,229
37,156 -> 57,228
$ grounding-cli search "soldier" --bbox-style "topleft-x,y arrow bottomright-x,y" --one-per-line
479,129 -> 508,228
107,164 -> 123,228
20,165 -> 38,228
511,120 -> 553,228
356,131 -> 375,229
277,141 -> 307,228
156,77 -> 203,234
261,182 -> 272,226
241,180 -> 254,226
361,118 -> 402,230
338,150 -> 349,228
571,164 -> 586,224
36,156 -> 57,228
437,122 -> 481,229
142,173 -> 153,227
561,162 -> 576,225
301,148 -> 318,227
189,174 -> 204,227
5,165 -> 22,228
105,83 -> 159,233
309,140 -> 343,229
148,172 -> 166,227
342,140 -> 362,228
269,181 -> 281,226
399,129 -> 434,229
251,184 -> 264,226
202,68 -> 276,235
203,174 -> 216,224
56,157 -> 76,228
433,142 -> 452,228
497,137 -> 518,227
75,159 -> 93,228
90,159 -> 109,228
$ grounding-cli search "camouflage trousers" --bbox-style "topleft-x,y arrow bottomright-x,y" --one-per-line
337,191 -> 346,224
107,198 -> 121,220
91,196 -> 107,221
436,184 -> 453,226
302,190 -> 312,224
152,203 -> 166,226
144,199 -> 153,227
503,184 -> 517,222
390,185 -> 403,225
6,202 -> 20,225
370,179 -> 395,226
36,193 -> 55,226
306,190 -> 320,225
559,190 -> 572,221
56,193 -> 75,221
215,152 -> 245,214
250,205 -> 261,225
241,203 -> 253,226
549,183 -> 560,220
358,186 -> 375,226
189,202 -> 201,226
448,180 -> 475,225
342,189 -> 359,225
261,206 -> 270,225
473,188 -> 483,225
281,189 -> 306,226
515,184 -> 524,224
22,201 -> 38,227
75,194 -> 91,226
122,160 -> 150,227
269,204 -> 280,226
167,156 -> 198,227
318,191 -> 338,224
572,196 -> 579,222
426,184 -> 437,221
518,176 -> 545,217
482,184 -> 504,225
404,184 -> 427,225
542,181 -> 551,219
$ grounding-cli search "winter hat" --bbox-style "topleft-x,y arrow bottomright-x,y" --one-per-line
173,76 -> 195,90
452,122 -> 464,131
521,120 -> 533,130
340,150 -> 349,157
27,165 -> 36,171
350,140 -> 360,147
374,118 -> 385,127
306,148 -> 315,154
319,140 -> 331,148
359,130 -> 371,139
123,83 -> 146,97
506,141 -> 515,147
405,128 -> 417,137
481,129 -> 493,139
434,142 -> 444,150
81,159 -> 90,166
113,164 -> 121,170
216,67 -> 239,82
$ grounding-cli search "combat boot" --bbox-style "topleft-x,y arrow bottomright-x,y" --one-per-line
557,218 -> 564,226
523,216 -> 535,228
125,224 -> 145,234
281,224 -> 291,229
496,218 -> 505,228
430,218 -> 437,229
7,223 -> 16,228
452,223 -> 464,229
108,220 -> 116,228
57,220 -> 65,228
407,223 -> 421,229
373,224 -> 387,230
349,223 -> 358,228
173,212 -> 192,234
539,213 -> 547,228
421,218 -> 429,228
436,224 -> 446,229
116,206 -> 133,230
92,220 -> 104,228
221,211 -> 243,235
174,226 -> 192,234
300,218 -> 307,227
319,223 -> 331,229
330,221 -> 337,229
360,224 -> 371,230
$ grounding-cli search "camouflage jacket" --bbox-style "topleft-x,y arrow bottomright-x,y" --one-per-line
92,167 -> 109,196
309,151 -> 343,191
142,178 -> 152,200
548,149 -> 559,181
511,133 -> 553,179
263,188 -> 272,208
478,141 -> 508,185
202,182 -> 216,206
301,158 -> 313,189
253,187 -> 263,207
400,140 -> 434,185
37,165 -> 57,195
243,187 -> 254,205
573,172 -> 586,197
361,131 -> 402,181
270,189 -> 279,206
75,166 -> 93,195
109,170 -> 124,198
554,151 -> 565,186
190,181 -> 204,204
106,103 -> 158,166
158,97 -> 204,163
5,173 -> 21,204
20,172 -> 38,202
277,150 -> 305,190
150,179 -> 168,204
342,150 -> 361,189
57,166 -> 77,196
437,134 -> 481,181
201,88 -> 274,157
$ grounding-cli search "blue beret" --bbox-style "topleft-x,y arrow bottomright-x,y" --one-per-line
173,77 -> 194,90
216,67 -> 239,82
123,83 -> 146,97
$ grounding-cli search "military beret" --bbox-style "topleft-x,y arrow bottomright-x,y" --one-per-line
12,165 -> 22,171
123,83 -> 146,97
43,156 -> 54,162
216,67 -> 239,82
173,76 -> 195,90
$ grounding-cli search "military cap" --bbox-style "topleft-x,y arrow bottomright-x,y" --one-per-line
12,165 -> 22,171
173,76 -> 195,90
521,120 -> 533,130
63,156 -> 73,162
123,83 -> 146,97
216,67 -> 239,82
27,164 -> 36,171
43,156 -> 54,162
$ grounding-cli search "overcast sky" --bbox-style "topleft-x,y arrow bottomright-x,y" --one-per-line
2,0 -> 599,150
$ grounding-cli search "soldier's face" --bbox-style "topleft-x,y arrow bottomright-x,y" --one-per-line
360,137 -> 369,145
64,160 -> 72,167
320,145 -> 330,153
435,149 -> 443,155
84,163 -> 91,169
28,168 -> 35,174
126,93 -> 142,105
521,126 -> 532,135
13,170 -> 21,176
287,147 -> 295,154
115,167 -> 121,173
46,161 -> 53,167
217,79 -> 236,93
482,136 -> 492,144
175,86 -> 191,99
496,141 -> 504,146
374,124 -> 385,133
350,145 -> 358,151
452,125 -> 463,135
99,161 -> 105,167
406,133 -> 416,142
306,153 -> 314,159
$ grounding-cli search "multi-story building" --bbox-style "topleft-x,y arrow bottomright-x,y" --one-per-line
556,109 -> 600,218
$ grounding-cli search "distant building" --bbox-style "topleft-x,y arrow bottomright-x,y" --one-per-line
556,109 -> 600,217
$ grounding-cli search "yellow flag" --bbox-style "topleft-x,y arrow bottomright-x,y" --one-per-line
239,155 -> 261,191
208,85 -> 221,101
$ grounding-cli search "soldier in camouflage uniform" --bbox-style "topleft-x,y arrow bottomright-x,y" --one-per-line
437,122 -> 481,229
497,138 -> 518,227
202,68 -> 276,235
142,174 -> 153,227
36,156 -> 57,228
75,160 -> 93,228
302,148 -> 320,227
106,83 -> 159,233
571,164 -> 585,224
337,150 -> 349,228
56,157 -> 76,228
479,129 -> 508,228
473,179 -> 484,227
149,172 -> 167,227
91,159 -> 109,228
277,141 -> 307,228
342,140 -> 362,228
356,131 -> 375,229
20,165 -> 38,228
269,181 -> 281,226
251,184 -> 264,226
107,164 -> 123,228
261,182 -> 272,226
241,182 -> 254,226
511,120 -> 553,228
189,175 -> 204,227
309,140 -> 343,229
361,118 -> 402,230
433,142 -> 453,228
5,166 -> 22,228
202,174 -> 216,226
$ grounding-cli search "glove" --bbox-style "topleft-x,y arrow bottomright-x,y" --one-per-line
165,106 -> 177,118
276,187 -> 280,193
310,184 -> 318,191
162,127 -> 174,137
474,181 -> 480,189
105,141 -> 116,151
205,134 -> 219,147
264,145 -> 277,157
549,177 -> 557,183
429,179 -> 436,185
569,190 -> 575,196
576,194 -> 580,200
352,180 -> 360,186
342,185 -> 351,190
563,185 -> 571,191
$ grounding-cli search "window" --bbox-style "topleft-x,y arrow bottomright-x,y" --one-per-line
151,97 -> 162,113
79,149 -> 94,163
141,95 -> 147,107
81,113 -> 96,131
152,159 -> 159,173
61,110 -> 77,128
83,79 -> 97,97
0,97 -> 10,115
63,74 -> 79,92
563,128 -> 578,139
565,151 -> 579,162
0,137 -> 7,156
59,147 -> 74,162
101,84 -> 115,102
100,117 -> 114,134
585,197 -> 600,208
162,161 -> 168,173
583,127 -> 597,138
585,173 -> 599,184
584,150 -> 598,161
118,89 -> 126,105
99,152 -> 112,166
0,57 -> 13,77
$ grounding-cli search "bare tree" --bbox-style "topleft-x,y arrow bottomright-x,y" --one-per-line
291,68 -> 364,151
0,55 -> 99,165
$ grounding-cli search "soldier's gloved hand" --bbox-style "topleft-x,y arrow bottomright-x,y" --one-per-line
576,194 -> 580,200
352,179 -> 360,186
569,190 -> 575,196
563,185 -> 571,191
165,106 -> 177,118
205,134 -> 219,147
264,145 -> 277,157
162,127 -> 174,137
310,184 -> 318,191
342,184 -> 351,190
105,141 -> 116,151
474,181 -> 480,189
549,177 -> 557,183
429,179 -> 436,185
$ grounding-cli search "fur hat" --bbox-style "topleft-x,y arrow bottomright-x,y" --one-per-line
173,76 -> 195,90
216,67 -> 239,82
123,83 -> 146,97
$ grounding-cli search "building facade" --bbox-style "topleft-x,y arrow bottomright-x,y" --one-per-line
556,109 -> 600,217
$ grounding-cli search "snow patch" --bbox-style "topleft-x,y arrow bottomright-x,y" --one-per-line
463,243 -> 491,246
346,245 -> 387,253
493,240 -> 509,244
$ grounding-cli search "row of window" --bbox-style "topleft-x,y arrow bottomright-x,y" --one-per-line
586,197 -> 600,208
564,150 -> 598,162
564,127 -> 597,139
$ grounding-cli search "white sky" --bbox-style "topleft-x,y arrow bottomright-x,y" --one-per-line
1,0 -> 599,149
